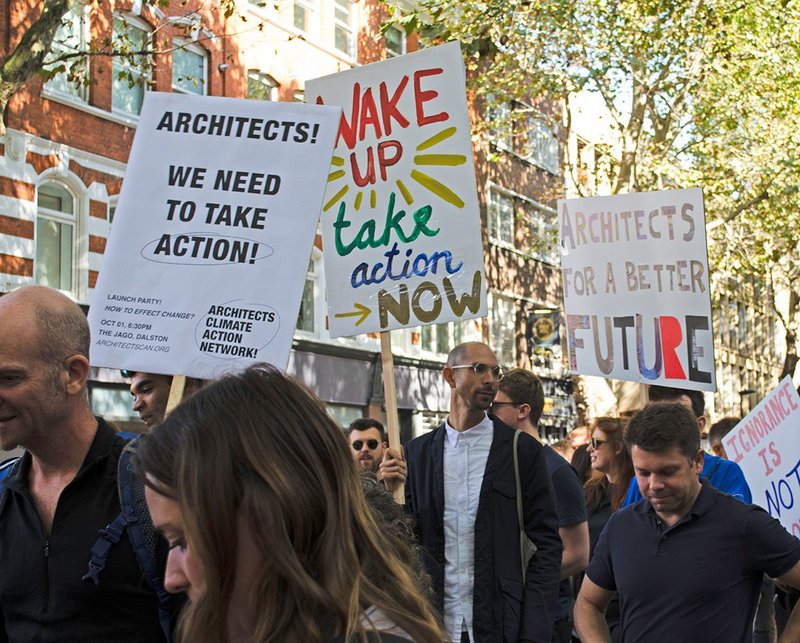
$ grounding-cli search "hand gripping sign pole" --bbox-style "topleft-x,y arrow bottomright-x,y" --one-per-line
380,332 -> 405,504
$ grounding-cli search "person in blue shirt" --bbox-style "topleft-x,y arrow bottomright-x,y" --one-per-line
621,386 -> 751,506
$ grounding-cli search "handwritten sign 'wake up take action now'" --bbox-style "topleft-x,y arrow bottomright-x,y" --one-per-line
306,42 -> 486,338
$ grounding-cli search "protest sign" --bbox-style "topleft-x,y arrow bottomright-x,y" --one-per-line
306,41 -> 486,338
88,92 -> 340,379
558,188 -> 716,391
725,376 -> 800,537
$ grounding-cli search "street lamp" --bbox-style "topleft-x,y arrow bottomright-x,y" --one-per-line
738,388 -> 756,417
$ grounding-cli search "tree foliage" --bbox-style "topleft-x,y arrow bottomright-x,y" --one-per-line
386,0 -> 800,378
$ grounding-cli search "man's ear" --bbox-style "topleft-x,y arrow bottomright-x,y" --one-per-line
442,366 -> 456,388
63,354 -> 90,396
693,449 -> 705,474
518,403 -> 532,421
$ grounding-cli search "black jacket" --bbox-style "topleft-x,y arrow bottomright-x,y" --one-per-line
404,416 -> 562,643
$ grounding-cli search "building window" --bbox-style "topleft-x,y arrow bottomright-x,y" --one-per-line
172,41 -> 207,95
385,26 -> 405,58
421,322 -> 464,355
112,15 -> 151,116
487,101 -> 512,151
526,201 -> 559,265
491,294 -> 517,367
296,254 -> 320,334
526,116 -> 559,174
44,5 -> 90,102
488,188 -> 514,246
334,0 -> 354,57
247,70 -> 279,101
293,0 -> 314,31
36,182 -> 77,293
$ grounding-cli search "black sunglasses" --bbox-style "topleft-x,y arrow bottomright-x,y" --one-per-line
352,439 -> 380,451
591,437 -> 607,449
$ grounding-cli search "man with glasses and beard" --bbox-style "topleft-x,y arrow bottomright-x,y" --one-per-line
404,342 -> 561,643
347,418 -> 406,492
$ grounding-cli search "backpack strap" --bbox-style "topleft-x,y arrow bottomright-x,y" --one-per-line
82,434 -> 173,642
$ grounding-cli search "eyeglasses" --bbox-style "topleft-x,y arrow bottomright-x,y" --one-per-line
351,439 -> 380,451
450,363 -> 504,381
590,437 -> 608,449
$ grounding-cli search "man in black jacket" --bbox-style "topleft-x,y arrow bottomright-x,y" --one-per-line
0,286 -> 169,642
404,341 -> 562,643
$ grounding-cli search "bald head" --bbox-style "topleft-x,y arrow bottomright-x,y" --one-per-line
0,286 -> 89,366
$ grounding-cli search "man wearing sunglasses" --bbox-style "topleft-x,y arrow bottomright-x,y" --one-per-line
348,418 -> 407,492
493,368 -> 589,643
404,342 -> 562,643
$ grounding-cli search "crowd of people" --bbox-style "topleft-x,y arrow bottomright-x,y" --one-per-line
1,284 -> 799,642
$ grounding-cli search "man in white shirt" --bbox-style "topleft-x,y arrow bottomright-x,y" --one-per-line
404,342 -> 562,643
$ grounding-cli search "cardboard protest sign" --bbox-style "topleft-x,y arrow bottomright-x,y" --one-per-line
725,376 -> 800,537
88,92 -> 340,379
558,188 -> 715,391
306,42 -> 486,338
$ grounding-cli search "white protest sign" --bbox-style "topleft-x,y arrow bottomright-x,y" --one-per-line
725,376 -> 800,537
306,42 -> 486,338
558,188 -> 715,391
89,92 -> 340,378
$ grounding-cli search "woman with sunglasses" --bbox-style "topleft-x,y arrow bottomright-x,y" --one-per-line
135,363 -> 443,642
578,417 -> 633,642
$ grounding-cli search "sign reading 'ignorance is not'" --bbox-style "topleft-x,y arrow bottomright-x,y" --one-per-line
89,92 -> 340,378
558,188 -> 715,392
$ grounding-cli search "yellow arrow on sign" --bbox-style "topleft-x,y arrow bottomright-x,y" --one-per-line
334,302 -> 371,327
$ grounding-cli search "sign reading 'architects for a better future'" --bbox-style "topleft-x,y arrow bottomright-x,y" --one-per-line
559,188 -> 716,392
306,42 -> 487,338
88,92 -> 340,378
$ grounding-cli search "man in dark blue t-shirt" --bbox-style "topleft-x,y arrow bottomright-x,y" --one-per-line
575,403 -> 800,642
494,369 -> 589,643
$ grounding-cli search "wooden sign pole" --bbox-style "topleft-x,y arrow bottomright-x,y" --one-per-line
380,332 -> 404,504
165,375 -> 186,418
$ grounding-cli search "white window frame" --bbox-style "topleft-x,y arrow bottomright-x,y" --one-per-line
525,114 -> 559,175
111,13 -> 152,116
295,248 -> 322,337
385,25 -> 406,58
292,0 -> 315,32
488,187 -> 515,247
526,200 -> 559,265
487,101 -> 513,151
333,0 -> 355,58
44,4 -> 90,103
490,292 -> 517,367
35,181 -> 80,296
171,39 -> 208,95
247,70 -> 279,101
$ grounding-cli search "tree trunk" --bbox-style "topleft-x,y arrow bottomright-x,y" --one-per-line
779,288 -> 800,380
0,0 -> 72,136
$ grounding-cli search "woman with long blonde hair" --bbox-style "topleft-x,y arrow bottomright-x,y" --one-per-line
135,363 -> 443,642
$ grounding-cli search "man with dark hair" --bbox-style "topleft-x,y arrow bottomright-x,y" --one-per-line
347,418 -> 406,491
621,385 -> 751,504
126,371 -> 203,428
0,286 -> 171,641
404,342 -> 562,643
493,368 -> 589,643
575,403 -> 800,642
708,416 -> 740,460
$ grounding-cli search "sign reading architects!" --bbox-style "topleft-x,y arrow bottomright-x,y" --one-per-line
306,42 -> 486,338
728,376 -> 800,537
88,92 -> 340,378
558,188 -> 716,391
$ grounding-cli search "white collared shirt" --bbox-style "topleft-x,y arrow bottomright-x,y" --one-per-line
442,413 -> 494,643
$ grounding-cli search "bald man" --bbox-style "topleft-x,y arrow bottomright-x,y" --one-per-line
0,286 -> 170,642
